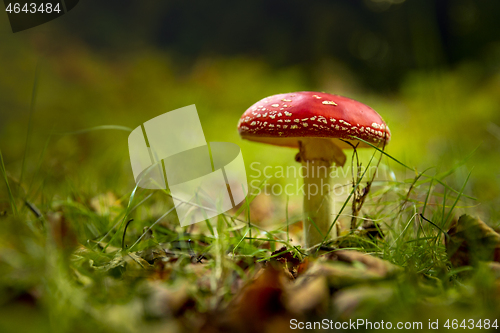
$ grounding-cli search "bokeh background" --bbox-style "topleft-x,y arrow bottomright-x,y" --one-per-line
2,0 -> 500,219
1,1 -> 500,331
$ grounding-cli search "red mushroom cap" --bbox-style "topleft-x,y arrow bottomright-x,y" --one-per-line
238,91 -> 391,149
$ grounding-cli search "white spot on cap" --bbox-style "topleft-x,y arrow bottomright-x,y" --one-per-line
284,111 -> 292,116
302,123 -> 308,127
372,123 -> 379,129
282,99 -> 292,102
312,95 -> 322,99
322,101 -> 337,106
250,121 -> 256,126
271,104 -> 279,107
291,125 -> 298,129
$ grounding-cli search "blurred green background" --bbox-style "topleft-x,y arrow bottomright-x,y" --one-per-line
1,0 -> 499,220
1,1 -> 500,331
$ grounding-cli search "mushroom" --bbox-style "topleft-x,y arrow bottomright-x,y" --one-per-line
238,91 -> 391,248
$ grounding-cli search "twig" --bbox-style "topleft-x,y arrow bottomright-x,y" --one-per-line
121,219 -> 134,250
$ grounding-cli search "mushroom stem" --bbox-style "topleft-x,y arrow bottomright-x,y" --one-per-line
297,138 -> 346,248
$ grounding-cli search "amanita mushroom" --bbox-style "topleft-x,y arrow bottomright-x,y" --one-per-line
238,91 -> 391,248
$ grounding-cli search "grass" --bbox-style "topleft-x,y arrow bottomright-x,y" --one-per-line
1,50 -> 500,332
2,128 -> 499,333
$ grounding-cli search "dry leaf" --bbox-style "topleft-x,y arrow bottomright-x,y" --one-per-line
47,211 -> 78,256
333,284 -> 394,319
446,214 -> 500,266
286,274 -> 329,315
224,264 -> 293,333
297,250 -> 401,290
325,250 -> 400,277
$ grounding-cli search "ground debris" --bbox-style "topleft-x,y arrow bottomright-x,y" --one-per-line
211,264 -> 293,333
333,284 -> 394,319
324,250 -> 399,277
286,274 -> 329,315
47,211 -> 78,256
270,246 -> 308,279
142,280 -> 195,319
446,214 -> 500,266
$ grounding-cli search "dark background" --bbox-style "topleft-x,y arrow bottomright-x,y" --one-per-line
60,0 -> 500,90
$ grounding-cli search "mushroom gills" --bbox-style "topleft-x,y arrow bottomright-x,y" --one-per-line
296,138 -> 346,167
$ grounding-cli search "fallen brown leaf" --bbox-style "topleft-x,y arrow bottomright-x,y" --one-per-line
286,274 -> 329,315
223,264 -> 293,333
296,250 -> 401,290
325,250 -> 400,277
446,214 -> 500,266
47,211 -> 78,257
333,284 -> 394,320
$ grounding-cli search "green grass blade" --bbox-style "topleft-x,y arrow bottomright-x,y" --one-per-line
421,177 -> 434,217
101,183 -> 141,252
354,136 -> 476,200
232,227 -> 250,255
443,171 -> 471,227
0,150 -> 18,215
20,61 -> 41,186
286,195 -> 290,242
56,125 -> 133,135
